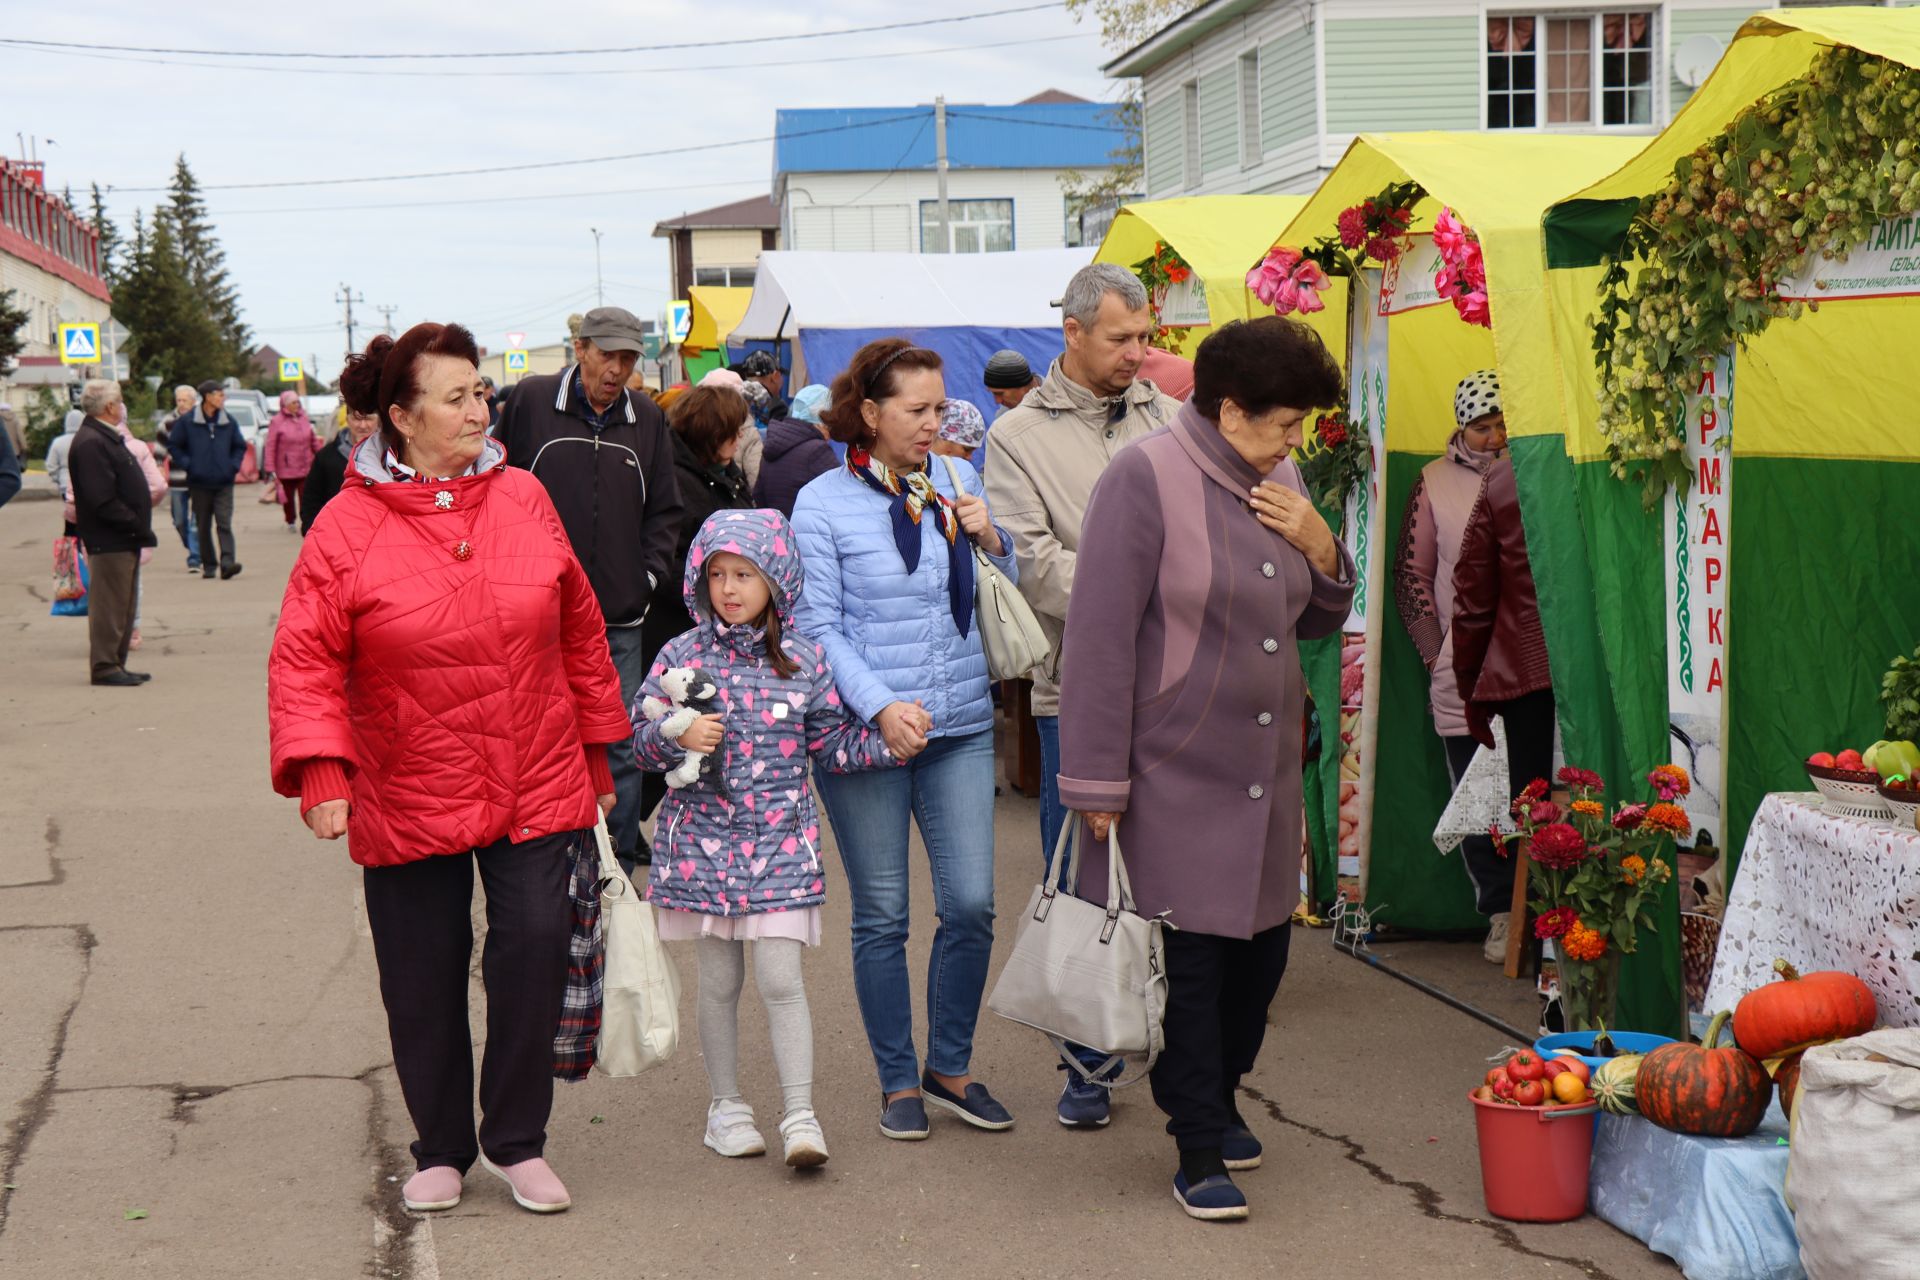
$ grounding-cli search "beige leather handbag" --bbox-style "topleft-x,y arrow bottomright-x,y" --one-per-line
939,455 -> 1051,681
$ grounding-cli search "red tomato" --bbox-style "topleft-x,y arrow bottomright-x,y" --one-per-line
1556,1057 -> 1592,1084
1484,1067 -> 1507,1089
1511,1078 -> 1547,1107
1492,1075 -> 1516,1100
1505,1050 -> 1546,1083
1542,1058 -> 1568,1080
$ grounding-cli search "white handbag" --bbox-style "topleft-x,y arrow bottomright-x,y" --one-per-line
939,455 -> 1052,681
986,820 -> 1169,1087
589,817 -> 681,1077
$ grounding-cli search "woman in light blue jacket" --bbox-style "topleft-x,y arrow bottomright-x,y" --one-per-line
790,338 -> 1019,1142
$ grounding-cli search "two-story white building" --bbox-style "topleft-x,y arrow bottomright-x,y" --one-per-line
773,91 -> 1126,255
1109,0 -> 1909,201
1,159 -> 112,418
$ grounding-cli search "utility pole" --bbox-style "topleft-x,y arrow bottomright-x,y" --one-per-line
590,227 -> 604,307
336,282 -> 363,357
376,304 -> 398,337
933,96 -> 950,254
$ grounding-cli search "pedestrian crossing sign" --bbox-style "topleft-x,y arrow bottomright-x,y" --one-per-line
58,323 -> 99,364
278,357 -> 303,382
505,350 -> 529,373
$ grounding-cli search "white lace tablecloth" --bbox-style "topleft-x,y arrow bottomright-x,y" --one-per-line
1432,720 -> 1508,854
1705,793 -> 1920,1026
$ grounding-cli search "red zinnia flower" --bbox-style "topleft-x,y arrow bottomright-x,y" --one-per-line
1612,803 -> 1648,831
1337,205 -> 1368,249
1558,766 -> 1605,793
1528,800 -> 1563,826
1528,822 -> 1590,870
1534,906 -> 1578,940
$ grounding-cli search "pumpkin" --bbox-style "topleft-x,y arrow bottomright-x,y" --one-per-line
1731,959 -> 1876,1061
1775,1050 -> 1806,1120
1636,1010 -> 1771,1138
1592,1053 -> 1645,1115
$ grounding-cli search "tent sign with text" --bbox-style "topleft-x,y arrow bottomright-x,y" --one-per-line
1779,212 -> 1920,301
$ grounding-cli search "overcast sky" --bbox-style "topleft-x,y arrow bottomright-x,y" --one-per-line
5,1 -> 1114,380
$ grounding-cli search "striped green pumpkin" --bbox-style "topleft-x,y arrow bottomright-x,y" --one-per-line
1592,1053 -> 1644,1115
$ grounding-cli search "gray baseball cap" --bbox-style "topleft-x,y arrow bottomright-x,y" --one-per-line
577,306 -> 647,354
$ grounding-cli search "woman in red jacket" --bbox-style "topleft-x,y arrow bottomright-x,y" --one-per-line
268,323 -> 631,1217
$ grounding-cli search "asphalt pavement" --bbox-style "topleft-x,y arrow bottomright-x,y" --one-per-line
0,482 -> 1678,1278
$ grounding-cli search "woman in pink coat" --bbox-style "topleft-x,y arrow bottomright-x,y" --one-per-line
263,391 -> 323,532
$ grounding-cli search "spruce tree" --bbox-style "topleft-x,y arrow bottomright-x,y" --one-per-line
0,288 -> 29,376
117,208 -> 226,405
164,154 -> 249,369
90,183 -> 122,285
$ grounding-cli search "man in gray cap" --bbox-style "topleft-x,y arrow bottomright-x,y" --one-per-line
739,349 -> 789,420
982,350 -> 1041,413
499,306 -> 685,868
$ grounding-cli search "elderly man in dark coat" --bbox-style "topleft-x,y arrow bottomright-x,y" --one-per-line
1058,317 -> 1353,1222
68,380 -> 158,687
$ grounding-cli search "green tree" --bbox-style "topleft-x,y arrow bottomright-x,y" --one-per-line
115,209 -> 226,411
1060,0 -> 1205,205
0,287 -> 29,376
90,182 -> 123,285
164,154 -> 249,366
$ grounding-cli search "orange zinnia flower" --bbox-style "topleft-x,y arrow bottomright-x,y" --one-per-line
1644,802 -> 1692,837
1621,854 -> 1647,883
1562,922 -> 1609,962
1571,800 -> 1604,819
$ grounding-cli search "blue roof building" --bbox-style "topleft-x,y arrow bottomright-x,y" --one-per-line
772,92 -> 1127,255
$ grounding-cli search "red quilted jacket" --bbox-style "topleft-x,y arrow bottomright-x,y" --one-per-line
268,439 -> 632,867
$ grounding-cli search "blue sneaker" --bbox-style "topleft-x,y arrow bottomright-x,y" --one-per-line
1057,1067 -> 1111,1129
879,1095 -> 929,1141
920,1072 -> 1014,1131
1222,1125 -> 1262,1170
1173,1169 -> 1249,1221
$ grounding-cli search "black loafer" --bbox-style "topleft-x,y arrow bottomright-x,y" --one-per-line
125,671 -> 152,683
91,671 -> 144,687
921,1072 -> 1014,1131
220,563 -> 243,580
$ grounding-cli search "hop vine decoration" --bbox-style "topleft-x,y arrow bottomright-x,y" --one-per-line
1130,240 -> 1197,352
1593,44 -> 1920,505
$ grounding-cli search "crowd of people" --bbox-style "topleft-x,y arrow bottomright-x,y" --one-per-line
246,260 -> 1541,1225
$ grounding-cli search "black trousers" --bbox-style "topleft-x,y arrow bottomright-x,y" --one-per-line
1489,686 -> 1558,807
1443,736 -> 1516,916
1150,922 -> 1292,1153
363,829 -> 580,1173
188,484 -> 236,570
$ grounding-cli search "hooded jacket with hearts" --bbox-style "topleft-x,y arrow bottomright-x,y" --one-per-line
632,508 -> 897,918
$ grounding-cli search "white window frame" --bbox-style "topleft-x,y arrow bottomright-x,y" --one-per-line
1482,7 -> 1661,133
917,198 -> 1016,254
1239,50 -> 1263,169
692,265 -> 756,288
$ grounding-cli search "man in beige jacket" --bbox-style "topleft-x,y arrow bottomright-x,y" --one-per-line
984,261 -> 1180,1125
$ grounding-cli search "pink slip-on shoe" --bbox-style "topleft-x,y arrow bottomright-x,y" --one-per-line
401,1166 -> 462,1212
480,1155 -> 570,1213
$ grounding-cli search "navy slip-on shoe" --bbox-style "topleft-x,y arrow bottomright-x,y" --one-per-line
920,1073 -> 1015,1131
1173,1170 -> 1249,1221
879,1095 -> 930,1141
1222,1125 -> 1263,1170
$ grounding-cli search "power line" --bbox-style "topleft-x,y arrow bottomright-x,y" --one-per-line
15,31 -> 1090,79
942,109 -> 1128,133
208,178 -> 770,217
0,3 -> 1063,60
113,112 -> 926,192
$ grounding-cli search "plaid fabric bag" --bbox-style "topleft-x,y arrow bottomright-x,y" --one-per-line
552,831 -> 605,1082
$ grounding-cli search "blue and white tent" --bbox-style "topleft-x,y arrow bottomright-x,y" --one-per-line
729,248 -> 1093,416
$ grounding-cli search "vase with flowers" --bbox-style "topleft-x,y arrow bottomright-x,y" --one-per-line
1498,764 -> 1690,1030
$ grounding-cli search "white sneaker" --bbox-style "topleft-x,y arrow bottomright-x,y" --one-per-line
703,1100 -> 766,1158
779,1109 -> 830,1168
1483,912 -> 1512,964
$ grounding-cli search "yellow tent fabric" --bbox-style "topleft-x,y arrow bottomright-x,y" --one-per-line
1537,7 -> 1920,466
686,286 -> 752,354
1094,196 -> 1309,355
1272,133 -> 1645,454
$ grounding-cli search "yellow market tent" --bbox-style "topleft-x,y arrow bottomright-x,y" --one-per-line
686,286 -> 751,354
1094,196 -> 1309,355
1528,8 -> 1920,1034
1257,132 -> 1647,1008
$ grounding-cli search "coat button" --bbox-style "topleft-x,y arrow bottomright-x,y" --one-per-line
521,827 -> 530,835
1257,712 -> 1273,726
1248,784 -> 1265,800
1262,638 -> 1279,653
1261,562 -> 1276,578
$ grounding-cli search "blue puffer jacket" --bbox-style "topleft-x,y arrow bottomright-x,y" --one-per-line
790,457 -> 1016,740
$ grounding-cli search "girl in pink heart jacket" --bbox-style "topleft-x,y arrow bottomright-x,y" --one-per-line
632,507 -> 896,1168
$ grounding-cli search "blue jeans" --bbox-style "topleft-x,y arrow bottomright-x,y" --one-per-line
170,489 -> 198,565
603,625 -> 649,863
817,729 -> 998,1093
1036,714 -> 1068,890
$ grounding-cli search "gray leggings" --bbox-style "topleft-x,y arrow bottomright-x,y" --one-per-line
696,937 -> 814,1116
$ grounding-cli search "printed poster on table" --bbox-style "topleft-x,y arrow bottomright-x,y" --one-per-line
1664,351 -> 1733,848
1778,212 -> 1920,301
1378,235 -> 1447,316
1154,274 -> 1211,327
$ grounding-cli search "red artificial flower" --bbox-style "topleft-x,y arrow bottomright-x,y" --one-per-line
1337,205 -> 1368,249
1612,803 -> 1648,831
1528,800 -> 1563,826
1558,767 -> 1606,793
1488,822 -> 1512,852
1534,907 -> 1578,940
1317,414 -> 1349,447
1528,822 -> 1591,870
1383,205 -> 1413,229
1510,778 -> 1549,817
1364,234 -> 1405,263
1165,264 -> 1191,283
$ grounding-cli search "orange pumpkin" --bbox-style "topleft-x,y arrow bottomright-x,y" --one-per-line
1731,959 -> 1876,1061
1776,1050 -> 1806,1120
1637,1010 -> 1771,1138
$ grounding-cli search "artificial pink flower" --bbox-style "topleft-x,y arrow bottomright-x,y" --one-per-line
1455,288 -> 1491,328
1432,206 -> 1472,259
1246,246 -> 1302,307
1290,259 -> 1330,314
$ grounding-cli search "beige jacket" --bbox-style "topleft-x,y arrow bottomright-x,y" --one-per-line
983,359 -> 1180,715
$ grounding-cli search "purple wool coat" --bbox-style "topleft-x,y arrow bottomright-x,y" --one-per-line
1057,403 -> 1355,939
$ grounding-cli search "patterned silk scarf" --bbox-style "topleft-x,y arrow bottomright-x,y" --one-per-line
846,445 -> 974,637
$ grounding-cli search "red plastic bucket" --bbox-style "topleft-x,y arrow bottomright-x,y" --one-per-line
1467,1090 -> 1597,1222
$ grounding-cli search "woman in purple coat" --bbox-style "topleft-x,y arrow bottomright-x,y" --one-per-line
1058,316 -> 1353,1222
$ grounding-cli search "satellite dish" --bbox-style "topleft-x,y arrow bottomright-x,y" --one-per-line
1674,34 -> 1724,90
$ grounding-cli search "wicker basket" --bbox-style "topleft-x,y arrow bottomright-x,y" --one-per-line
1807,763 -> 1891,820
1877,781 -> 1920,830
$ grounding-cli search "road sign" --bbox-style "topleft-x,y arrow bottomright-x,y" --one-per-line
279,357 -> 304,382
505,350 -> 529,373
641,333 -> 663,360
105,318 -> 131,348
58,323 -> 99,364
666,301 -> 692,344
505,331 -> 526,348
